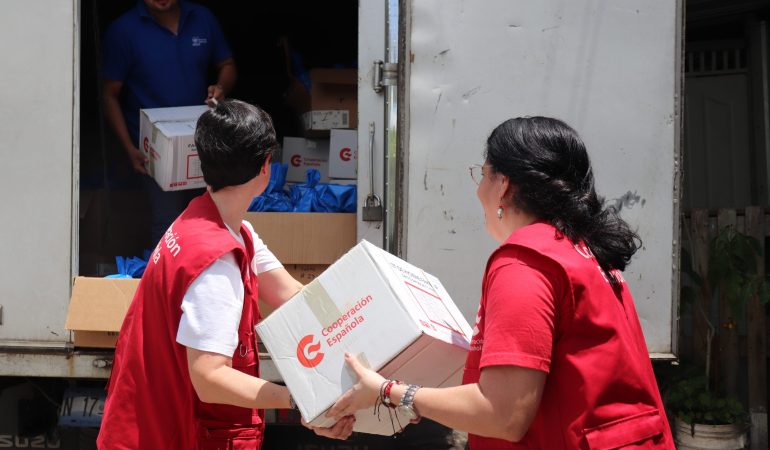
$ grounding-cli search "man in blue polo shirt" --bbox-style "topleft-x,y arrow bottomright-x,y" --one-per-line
102,0 -> 237,246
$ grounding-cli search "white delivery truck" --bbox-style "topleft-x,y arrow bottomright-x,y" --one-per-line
0,0 -> 682,446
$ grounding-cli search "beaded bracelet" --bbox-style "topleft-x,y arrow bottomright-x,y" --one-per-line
382,379 -> 402,408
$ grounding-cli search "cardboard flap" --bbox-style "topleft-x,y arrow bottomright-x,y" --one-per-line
155,120 -> 197,137
65,277 -> 140,332
141,105 -> 208,124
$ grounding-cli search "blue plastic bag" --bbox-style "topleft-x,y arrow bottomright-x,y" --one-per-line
289,169 -> 357,212
289,169 -> 321,212
313,183 -> 357,212
248,163 -> 294,212
105,254 -> 149,279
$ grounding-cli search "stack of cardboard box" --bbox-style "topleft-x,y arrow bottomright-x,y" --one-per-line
283,68 -> 357,184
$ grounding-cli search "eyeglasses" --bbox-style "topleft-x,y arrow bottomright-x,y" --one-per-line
469,164 -> 484,185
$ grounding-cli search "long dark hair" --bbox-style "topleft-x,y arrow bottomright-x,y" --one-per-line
485,116 -> 641,284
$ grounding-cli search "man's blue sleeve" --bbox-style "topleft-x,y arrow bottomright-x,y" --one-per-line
102,23 -> 131,82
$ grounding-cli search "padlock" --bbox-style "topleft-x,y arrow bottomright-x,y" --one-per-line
362,194 -> 383,222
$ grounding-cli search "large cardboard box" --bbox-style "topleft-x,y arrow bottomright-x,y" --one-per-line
246,212 -> 355,318
139,105 -> 209,191
244,212 -> 356,265
64,267 -> 313,347
256,240 -> 473,435
260,264 -> 327,318
65,277 -> 140,348
282,137 -> 330,183
328,129 -> 357,179
289,69 -> 357,133
65,214 -> 354,348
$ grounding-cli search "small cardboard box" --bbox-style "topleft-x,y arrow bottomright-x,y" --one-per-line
65,277 -> 140,348
282,137 -> 330,183
328,129 -> 357,179
288,69 -> 357,134
244,212 -> 356,265
302,110 -> 350,131
256,240 -> 473,435
139,105 -> 209,191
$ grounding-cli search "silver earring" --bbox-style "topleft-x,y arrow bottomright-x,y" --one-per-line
497,205 -> 504,220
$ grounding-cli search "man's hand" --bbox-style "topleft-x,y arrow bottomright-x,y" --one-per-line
206,84 -> 225,107
127,146 -> 148,175
303,416 -> 355,440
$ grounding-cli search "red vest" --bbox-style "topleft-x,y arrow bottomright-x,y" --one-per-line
97,192 -> 263,450
464,222 -> 674,449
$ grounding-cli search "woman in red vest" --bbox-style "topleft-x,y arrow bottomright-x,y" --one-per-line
98,100 -> 354,449
324,117 -> 675,449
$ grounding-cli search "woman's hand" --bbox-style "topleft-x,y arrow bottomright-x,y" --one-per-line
303,416 -> 356,440
326,352 -> 386,421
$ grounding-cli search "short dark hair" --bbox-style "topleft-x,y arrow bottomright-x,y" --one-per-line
194,99 -> 278,191
485,116 -> 641,284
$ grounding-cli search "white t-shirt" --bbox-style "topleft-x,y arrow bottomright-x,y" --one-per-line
176,221 -> 282,356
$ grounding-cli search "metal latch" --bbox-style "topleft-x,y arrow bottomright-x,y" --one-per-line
363,122 -> 384,222
373,60 -> 398,93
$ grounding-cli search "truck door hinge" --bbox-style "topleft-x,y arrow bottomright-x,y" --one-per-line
373,60 -> 398,93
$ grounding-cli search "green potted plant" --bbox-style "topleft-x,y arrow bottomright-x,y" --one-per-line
670,225 -> 767,449
667,374 -> 747,449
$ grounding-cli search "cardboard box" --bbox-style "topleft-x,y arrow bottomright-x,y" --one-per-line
66,214 -> 352,348
260,264 -> 327,318
65,267 -> 321,348
328,129 -> 357,179
139,105 -> 209,191
288,69 -> 357,134
282,137 -> 330,183
284,264 -> 327,283
302,110 -> 350,131
65,277 -> 140,348
244,212 -> 356,264
256,240 -> 473,435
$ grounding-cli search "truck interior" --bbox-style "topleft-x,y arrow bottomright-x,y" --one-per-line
78,0 -> 358,277
68,1 -> 374,447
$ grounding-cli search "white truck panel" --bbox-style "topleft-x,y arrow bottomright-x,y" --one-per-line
356,0 -> 387,248
403,0 -> 681,356
0,0 -> 76,347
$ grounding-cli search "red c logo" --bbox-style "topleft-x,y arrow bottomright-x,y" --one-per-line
339,147 -> 352,162
290,154 -> 302,167
297,334 -> 324,368
143,137 -> 149,152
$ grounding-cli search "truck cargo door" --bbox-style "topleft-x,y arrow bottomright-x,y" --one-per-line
398,0 -> 683,358
0,0 -> 77,348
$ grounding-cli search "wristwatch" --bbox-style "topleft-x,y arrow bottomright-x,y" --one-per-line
396,384 -> 421,420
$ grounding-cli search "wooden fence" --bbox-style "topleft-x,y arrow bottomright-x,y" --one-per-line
681,206 -> 767,447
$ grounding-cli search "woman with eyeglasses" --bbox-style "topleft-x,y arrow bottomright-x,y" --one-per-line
321,117 -> 674,449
